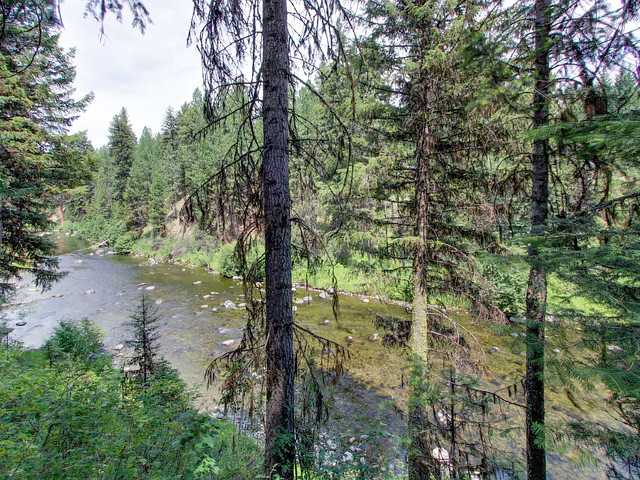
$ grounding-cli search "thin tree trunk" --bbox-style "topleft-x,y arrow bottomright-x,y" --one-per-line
262,0 -> 295,478
525,0 -> 551,478
408,117 -> 438,480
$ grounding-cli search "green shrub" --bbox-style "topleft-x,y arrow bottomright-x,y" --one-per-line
44,318 -> 108,369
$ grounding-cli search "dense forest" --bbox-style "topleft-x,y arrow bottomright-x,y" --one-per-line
1,0 -> 640,479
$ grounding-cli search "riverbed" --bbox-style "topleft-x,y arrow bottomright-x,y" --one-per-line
4,235 -> 617,479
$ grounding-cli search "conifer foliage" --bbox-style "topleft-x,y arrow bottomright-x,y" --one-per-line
0,0 -> 91,303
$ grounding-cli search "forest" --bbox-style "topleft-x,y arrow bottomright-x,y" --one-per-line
1,0 -> 640,479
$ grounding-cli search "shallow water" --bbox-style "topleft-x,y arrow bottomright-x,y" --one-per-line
5,235 -> 616,479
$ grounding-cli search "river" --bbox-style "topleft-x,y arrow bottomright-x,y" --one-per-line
4,234 -> 615,479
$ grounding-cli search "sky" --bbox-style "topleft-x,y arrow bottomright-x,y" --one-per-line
58,0 -> 203,148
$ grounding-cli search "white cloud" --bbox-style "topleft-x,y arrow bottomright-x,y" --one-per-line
58,0 -> 203,147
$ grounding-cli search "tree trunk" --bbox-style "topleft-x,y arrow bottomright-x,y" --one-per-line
525,0 -> 551,478
408,116 -> 438,480
262,0 -> 295,478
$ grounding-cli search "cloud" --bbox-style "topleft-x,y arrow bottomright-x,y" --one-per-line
58,0 -> 203,147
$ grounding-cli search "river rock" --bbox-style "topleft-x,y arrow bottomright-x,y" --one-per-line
303,296 -> 313,302
232,276 -> 243,281
16,321 -> 27,327
362,298 -> 370,303
28,287 -> 39,292
223,300 -> 236,309
327,287 -> 335,294
85,289 -> 96,294
145,286 -> 156,290
193,281 -> 202,285
349,437 -> 356,444
113,344 -> 124,351
238,303 -> 246,308
74,260 -> 83,264
292,306 -> 298,312
370,333 -> 380,341
321,319 -> 330,325
200,304 -> 208,309
203,294 -> 210,299
607,345 -> 623,353
220,339 -> 240,347
52,294 -> 63,298
342,451 -> 354,463
291,287 -> 297,292
295,299 -> 304,305
218,328 -> 233,334
319,291 -> 330,299
488,347 -> 499,354
553,349 -> 561,354
156,299 -> 163,305
346,335 -> 354,342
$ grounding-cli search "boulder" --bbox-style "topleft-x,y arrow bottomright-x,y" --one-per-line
223,300 -> 236,309
319,291 -> 330,299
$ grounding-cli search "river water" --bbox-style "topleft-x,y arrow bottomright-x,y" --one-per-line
4,235 -> 614,479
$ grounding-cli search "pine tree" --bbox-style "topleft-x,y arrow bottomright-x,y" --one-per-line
126,126 -> 157,229
108,107 -> 137,205
0,0 -> 91,304
126,293 -> 160,384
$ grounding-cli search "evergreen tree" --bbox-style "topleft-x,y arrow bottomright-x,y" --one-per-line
126,293 -> 160,384
0,0 -> 91,303
108,107 -> 137,205
126,126 -> 157,229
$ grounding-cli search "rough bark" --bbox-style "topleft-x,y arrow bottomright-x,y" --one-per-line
262,0 -> 295,477
525,0 -> 551,478
408,116 -> 438,480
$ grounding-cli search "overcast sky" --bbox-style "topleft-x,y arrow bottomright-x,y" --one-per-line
58,0 -> 203,148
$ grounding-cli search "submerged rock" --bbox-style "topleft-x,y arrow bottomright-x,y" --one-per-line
16,321 -> 27,327
145,286 -> 156,290
85,289 -> 95,294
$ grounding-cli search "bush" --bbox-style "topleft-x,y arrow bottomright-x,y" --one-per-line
44,318 -> 108,369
